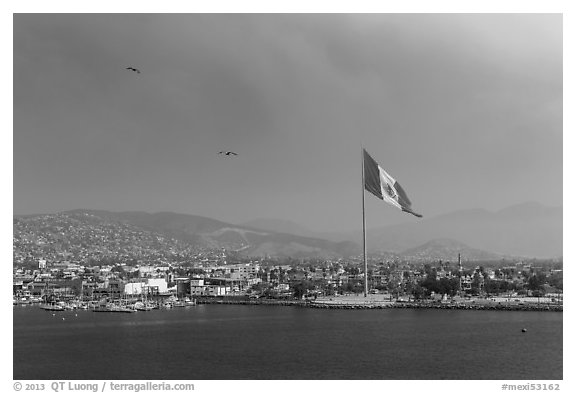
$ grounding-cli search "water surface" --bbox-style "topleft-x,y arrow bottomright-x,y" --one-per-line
13,305 -> 562,380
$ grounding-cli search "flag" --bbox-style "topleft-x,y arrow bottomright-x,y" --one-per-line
363,149 -> 422,218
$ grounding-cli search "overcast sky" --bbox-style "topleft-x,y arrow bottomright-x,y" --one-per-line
13,13 -> 562,231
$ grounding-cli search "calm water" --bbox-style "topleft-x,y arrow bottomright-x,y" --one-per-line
13,304 -> 562,380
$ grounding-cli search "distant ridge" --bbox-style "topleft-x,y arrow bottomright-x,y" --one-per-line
13,202 -> 562,260
365,202 -> 562,258
20,209 -> 361,259
240,218 -> 319,237
236,202 -> 562,258
400,238 -> 503,262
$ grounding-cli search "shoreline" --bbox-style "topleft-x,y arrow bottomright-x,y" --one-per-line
195,297 -> 563,312
14,295 -> 562,313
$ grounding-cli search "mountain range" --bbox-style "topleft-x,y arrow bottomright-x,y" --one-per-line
20,209 -> 361,260
365,202 -> 562,258
14,202 -> 562,261
241,202 -> 562,259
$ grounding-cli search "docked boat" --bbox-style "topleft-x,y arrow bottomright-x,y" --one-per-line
134,301 -> 154,311
91,301 -> 136,313
92,304 -> 135,313
107,304 -> 136,313
173,298 -> 197,307
40,303 -> 65,311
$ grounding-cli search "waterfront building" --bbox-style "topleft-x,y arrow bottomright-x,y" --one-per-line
124,282 -> 145,295
189,281 -> 228,297
190,280 -> 206,296
26,281 -> 47,296
207,285 -> 227,296
146,278 -> 168,294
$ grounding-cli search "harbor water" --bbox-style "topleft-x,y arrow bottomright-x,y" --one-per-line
13,304 -> 562,380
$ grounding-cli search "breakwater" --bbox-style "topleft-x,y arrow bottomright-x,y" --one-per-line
308,301 -> 562,311
194,297 -> 562,311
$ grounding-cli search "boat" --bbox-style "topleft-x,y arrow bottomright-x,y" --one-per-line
91,295 -> 136,313
107,304 -> 136,313
92,303 -> 135,313
173,298 -> 197,307
40,303 -> 65,311
133,301 -> 154,311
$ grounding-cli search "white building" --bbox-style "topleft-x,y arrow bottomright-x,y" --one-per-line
138,266 -> 155,277
147,278 -> 168,294
124,282 -> 145,295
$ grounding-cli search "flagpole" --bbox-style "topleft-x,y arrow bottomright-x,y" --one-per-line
362,147 -> 368,297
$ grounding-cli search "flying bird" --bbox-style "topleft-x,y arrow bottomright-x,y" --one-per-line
219,151 -> 238,156
126,67 -> 141,74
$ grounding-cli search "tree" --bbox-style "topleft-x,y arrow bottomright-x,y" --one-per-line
470,274 -> 484,295
111,265 -> 125,276
483,279 -> 501,295
292,281 -> 314,299
344,266 -> 360,276
547,273 -> 563,291
420,275 -> 439,294
438,278 -> 459,296
407,282 -> 427,300
527,273 -> 546,291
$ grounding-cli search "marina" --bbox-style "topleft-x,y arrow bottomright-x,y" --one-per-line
14,294 -> 197,313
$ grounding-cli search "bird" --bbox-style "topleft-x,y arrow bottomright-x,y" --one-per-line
126,67 -> 141,74
218,151 -> 238,156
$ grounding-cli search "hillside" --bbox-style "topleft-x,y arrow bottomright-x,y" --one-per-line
399,238 -> 503,262
13,210 -> 360,262
13,202 -> 561,264
13,211 -> 204,266
240,218 -> 320,237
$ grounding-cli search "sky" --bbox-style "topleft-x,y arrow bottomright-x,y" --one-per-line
13,13 -> 563,232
